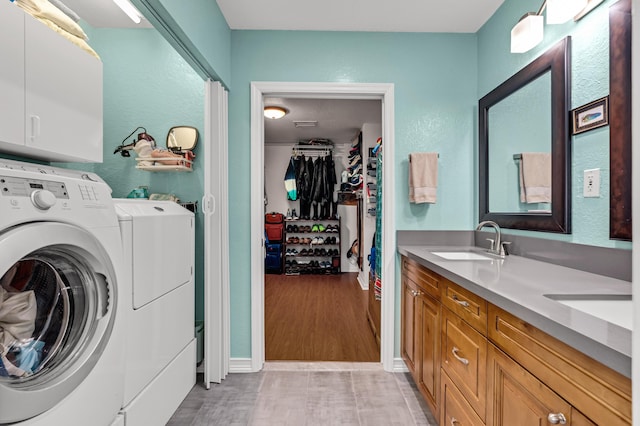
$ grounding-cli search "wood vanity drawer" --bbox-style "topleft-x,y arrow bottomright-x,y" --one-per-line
440,370 -> 484,426
441,307 -> 487,421
402,256 -> 441,299
442,279 -> 487,335
488,304 -> 631,426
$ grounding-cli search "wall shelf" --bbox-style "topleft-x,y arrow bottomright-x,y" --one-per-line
135,157 -> 193,172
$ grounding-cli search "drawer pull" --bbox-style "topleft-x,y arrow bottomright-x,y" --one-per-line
450,417 -> 459,425
451,347 -> 469,365
410,289 -> 422,297
452,294 -> 470,307
547,413 -> 567,424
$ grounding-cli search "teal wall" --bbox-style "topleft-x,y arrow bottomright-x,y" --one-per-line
478,0 -> 630,249
55,28 -> 207,321
229,30 -> 478,358
157,0 -> 231,86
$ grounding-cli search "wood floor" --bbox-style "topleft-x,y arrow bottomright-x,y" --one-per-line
265,272 -> 380,362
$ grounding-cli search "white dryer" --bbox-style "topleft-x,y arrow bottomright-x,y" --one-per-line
114,199 -> 196,425
0,159 -> 125,425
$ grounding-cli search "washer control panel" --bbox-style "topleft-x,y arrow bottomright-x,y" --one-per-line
0,176 -> 69,199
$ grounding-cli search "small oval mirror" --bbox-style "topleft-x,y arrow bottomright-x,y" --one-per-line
167,126 -> 198,151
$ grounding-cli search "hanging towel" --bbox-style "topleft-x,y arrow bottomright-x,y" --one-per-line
408,152 -> 438,204
519,152 -> 551,203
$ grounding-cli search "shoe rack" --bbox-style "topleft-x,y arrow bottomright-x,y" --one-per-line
284,218 -> 341,275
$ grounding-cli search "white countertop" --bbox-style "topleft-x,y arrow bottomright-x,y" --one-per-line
398,244 -> 632,377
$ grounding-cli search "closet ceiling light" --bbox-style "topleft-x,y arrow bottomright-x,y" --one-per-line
546,0 -> 588,24
264,106 -> 288,119
294,121 -> 318,128
113,0 -> 142,24
511,13 -> 544,53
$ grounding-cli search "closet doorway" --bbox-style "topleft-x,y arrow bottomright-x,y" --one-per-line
263,98 -> 381,362
250,82 -> 397,372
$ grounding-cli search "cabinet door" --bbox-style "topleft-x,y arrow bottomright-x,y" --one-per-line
401,274 -> 419,376
418,292 -> 440,416
441,370 -> 484,426
25,16 -> 103,162
441,307 -> 487,421
0,1 -> 25,148
487,344 -> 572,426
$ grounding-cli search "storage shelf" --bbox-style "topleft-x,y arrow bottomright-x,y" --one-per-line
135,156 -> 193,172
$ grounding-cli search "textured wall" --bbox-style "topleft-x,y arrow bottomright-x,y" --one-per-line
229,30 -> 478,358
478,0 -> 630,249
56,28 -> 206,320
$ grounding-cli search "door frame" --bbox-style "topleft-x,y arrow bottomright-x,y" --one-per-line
250,82 -> 396,371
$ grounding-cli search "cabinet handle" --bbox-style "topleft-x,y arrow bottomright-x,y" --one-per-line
410,289 -> 422,297
547,413 -> 567,424
451,347 -> 469,365
450,417 -> 459,425
30,115 -> 41,141
452,294 -> 470,307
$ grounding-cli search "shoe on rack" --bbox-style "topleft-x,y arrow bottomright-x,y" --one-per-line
300,249 -> 308,256
349,164 -> 363,175
285,209 -> 292,220
317,224 -> 326,232
311,224 -> 319,232
291,209 -> 298,220
293,225 -> 299,232
348,154 -> 361,166
316,237 -> 324,245
286,225 -> 293,233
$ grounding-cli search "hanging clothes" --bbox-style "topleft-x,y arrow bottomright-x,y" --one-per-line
283,157 -> 297,201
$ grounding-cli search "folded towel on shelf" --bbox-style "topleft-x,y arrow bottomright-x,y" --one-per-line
408,152 -> 438,204
519,152 -> 551,203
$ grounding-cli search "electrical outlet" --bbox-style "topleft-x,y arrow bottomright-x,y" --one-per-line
583,168 -> 600,197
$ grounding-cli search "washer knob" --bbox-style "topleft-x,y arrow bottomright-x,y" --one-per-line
31,189 -> 56,210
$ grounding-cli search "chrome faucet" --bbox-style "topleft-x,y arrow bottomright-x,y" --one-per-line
475,220 -> 510,257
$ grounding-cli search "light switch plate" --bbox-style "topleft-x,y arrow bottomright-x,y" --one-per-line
583,168 -> 600,197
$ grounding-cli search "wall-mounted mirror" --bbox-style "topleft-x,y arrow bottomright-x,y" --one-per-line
167,126 -> 199,152
609,0 -> 631,241
479,37 -> 571,233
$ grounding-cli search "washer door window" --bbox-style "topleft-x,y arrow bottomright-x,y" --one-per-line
0,223 -> 117,423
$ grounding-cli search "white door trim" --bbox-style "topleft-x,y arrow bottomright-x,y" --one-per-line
250,82 -> 396,372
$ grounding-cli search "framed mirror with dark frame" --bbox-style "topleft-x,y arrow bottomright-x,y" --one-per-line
609,0 -> 631,241
479,37 -> 571,233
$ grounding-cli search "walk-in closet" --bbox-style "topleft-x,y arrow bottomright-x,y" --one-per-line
262,98 -> 383,362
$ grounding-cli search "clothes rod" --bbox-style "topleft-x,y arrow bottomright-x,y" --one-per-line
293,145 -> 333,150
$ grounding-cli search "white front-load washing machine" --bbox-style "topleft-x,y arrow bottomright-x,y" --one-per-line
0,159 -> 125,425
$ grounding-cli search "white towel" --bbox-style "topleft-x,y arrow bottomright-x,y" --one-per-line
409,152 -> 438,204
519,152 -> 551,203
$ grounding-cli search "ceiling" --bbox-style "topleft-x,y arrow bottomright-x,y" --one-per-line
264,98 -> 381,145
217,0 -> 505,33
61,0 -> 152,28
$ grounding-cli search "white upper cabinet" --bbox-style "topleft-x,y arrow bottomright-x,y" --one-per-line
0,3 -> 103,163
0,1 -> 26,147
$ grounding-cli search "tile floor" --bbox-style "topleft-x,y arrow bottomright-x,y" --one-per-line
167,362 -> 437,425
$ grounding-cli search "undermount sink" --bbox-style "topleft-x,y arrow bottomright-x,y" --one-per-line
545,294 -> 633,330
430,251 -> 495,261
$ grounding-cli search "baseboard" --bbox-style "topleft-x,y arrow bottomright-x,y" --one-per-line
229,358 -> 255,373
393,357 -> 409,373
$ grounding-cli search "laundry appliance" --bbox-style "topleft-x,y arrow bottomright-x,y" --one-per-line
0,159 -> 126,425
114,199 -> 195,425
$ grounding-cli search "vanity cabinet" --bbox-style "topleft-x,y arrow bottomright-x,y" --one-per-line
0,2 -> 103,163
401,257 -> 441,417
399,255 -> 631,426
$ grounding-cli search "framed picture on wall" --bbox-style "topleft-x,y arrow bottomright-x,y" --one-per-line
572,96 -> 609,134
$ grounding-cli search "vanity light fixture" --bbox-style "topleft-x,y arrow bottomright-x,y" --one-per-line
546,0 -> 588,24
510,0 -> 596,53
264,106 -> 288,119
113,0 -> 142,24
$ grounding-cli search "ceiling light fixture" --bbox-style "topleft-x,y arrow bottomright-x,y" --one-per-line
264,106 -> 288,120
113,0 -> 142,24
